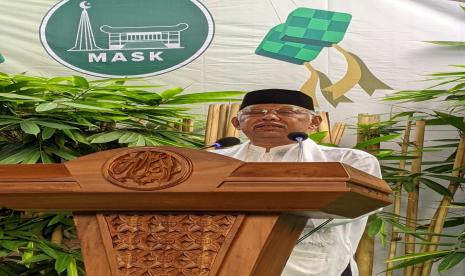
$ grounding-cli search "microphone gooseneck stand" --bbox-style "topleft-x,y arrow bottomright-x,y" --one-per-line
201,137 -> 241,150
287,132 -> 334,244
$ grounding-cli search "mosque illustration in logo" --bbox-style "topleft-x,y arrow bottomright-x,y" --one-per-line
68,1 -> 189,52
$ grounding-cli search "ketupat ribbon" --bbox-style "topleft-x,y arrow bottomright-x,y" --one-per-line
300,46 -> 392,107
300,63 -> 320,107
322,45 -> 362,101
300,62 -> 352,107
321,45 -> 392,104
350,52 -> 393,95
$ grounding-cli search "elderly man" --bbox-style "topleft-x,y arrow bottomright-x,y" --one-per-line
213,89 -> 381,276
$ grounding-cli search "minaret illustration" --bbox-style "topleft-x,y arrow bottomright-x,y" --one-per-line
68,1 -> 101,51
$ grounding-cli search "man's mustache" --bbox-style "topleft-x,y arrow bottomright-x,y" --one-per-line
253,122 -> 286,129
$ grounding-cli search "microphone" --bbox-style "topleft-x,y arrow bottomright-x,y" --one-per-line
287,132 -> 333,243
201,137 -> 241,150
287,132 -> 308,162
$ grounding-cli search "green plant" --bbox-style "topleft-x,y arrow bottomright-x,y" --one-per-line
353,66 -> 465,275
0,72 -> 243,275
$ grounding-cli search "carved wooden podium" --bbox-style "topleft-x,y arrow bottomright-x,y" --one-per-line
0,147 -> 391,276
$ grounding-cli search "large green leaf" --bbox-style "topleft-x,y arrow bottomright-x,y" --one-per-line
435,112 -> 465,132
355,134 -> 401,149
20,254 -> 52,265
58,101 -> 113,111
309,131 -> 328,143
425,41 -> 465,47
385,255 -> 440,272
67,257 -> 78,276
72,76 -> 89,89
34,121 -> 77,130
419,177 -> 453,197
41,127 -> 56,140
21,149 -> 41,164
438,252 -> 465,272
89,131 -> 124,143
160,87 -> 184,99
47,146 -> 78,161
387,250 -> 452,263
54,254 -> 72,273
367,215 -> 383,237
35,102 -> 58,112
165,91 -> 244,104
20,121 -> 40,136
0,148 -> 36,164
118,132 -> 140,144
0,93 -> 45,102
429,174 -> 465,183
0,240 -> 24,252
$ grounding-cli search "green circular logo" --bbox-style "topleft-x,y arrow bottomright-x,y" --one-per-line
40,0 -> 214,77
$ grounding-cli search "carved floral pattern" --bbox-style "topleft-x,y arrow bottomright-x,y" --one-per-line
104,214 -> 238,276
104,149 -> 192,190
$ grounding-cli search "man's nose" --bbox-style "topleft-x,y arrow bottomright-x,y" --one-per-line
261,111 -> 280,120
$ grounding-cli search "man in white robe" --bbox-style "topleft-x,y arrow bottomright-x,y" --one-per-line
213,89 -> 382,276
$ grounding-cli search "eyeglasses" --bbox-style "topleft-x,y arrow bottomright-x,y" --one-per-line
238,105 -> 314,118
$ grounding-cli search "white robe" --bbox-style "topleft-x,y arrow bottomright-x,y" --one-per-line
212,139 -> 382,276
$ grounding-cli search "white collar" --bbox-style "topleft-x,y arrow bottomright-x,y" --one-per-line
248,142 -> 298,154
221,139 -> 327,162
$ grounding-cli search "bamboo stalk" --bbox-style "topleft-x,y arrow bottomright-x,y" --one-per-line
386,116 -> 413,276
177,122 -> 183,131
419,127 -> 465,276
225,103 -> 240,138
331,122 -> 346,145
403,120 -> 426,276
216,104 -> 229,139
317,111 -> 332,144
355,114 -> 380,276
204,104 -> 220,145
182,119 -> 194,133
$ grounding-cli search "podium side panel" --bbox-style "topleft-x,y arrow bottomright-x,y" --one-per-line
252,214 -> 308,276
74,213 -> 115,276
217,214 -> 306,276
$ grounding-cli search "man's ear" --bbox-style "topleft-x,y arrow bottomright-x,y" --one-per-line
308,115 -> 322,131
231,117 -> 240,129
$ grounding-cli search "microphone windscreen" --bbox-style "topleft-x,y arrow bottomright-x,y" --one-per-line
287,132 -> 309,142
215,137 -> 241,148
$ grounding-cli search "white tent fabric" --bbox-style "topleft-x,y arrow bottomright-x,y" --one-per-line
1,1 -> 464,275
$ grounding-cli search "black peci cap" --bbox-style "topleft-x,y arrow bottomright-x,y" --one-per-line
240,89 -> 314,111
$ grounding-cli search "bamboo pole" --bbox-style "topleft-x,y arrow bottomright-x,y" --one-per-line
331,122 -> 346,145
419,126 -> 465,276
355,114 -> 380,276
204,104 -> 220,145
216,104 -> 229,139
403,120 -> 426,276
317,111 -> 332,144
386,116 -> 413,276
224,103 -> 240,138
182,119 -> 194,133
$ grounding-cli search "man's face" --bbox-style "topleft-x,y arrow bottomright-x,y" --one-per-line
231,104 -> 321,146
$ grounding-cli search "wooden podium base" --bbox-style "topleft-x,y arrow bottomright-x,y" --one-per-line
74,212 -> 307,276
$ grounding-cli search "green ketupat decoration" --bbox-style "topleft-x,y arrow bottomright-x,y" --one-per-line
0,53 -> 4,64
256,24 -> 323,65
256,8 -> 392,107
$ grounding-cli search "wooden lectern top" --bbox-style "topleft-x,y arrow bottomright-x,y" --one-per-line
0,146 -> 390,218
0,147 -> 392,276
